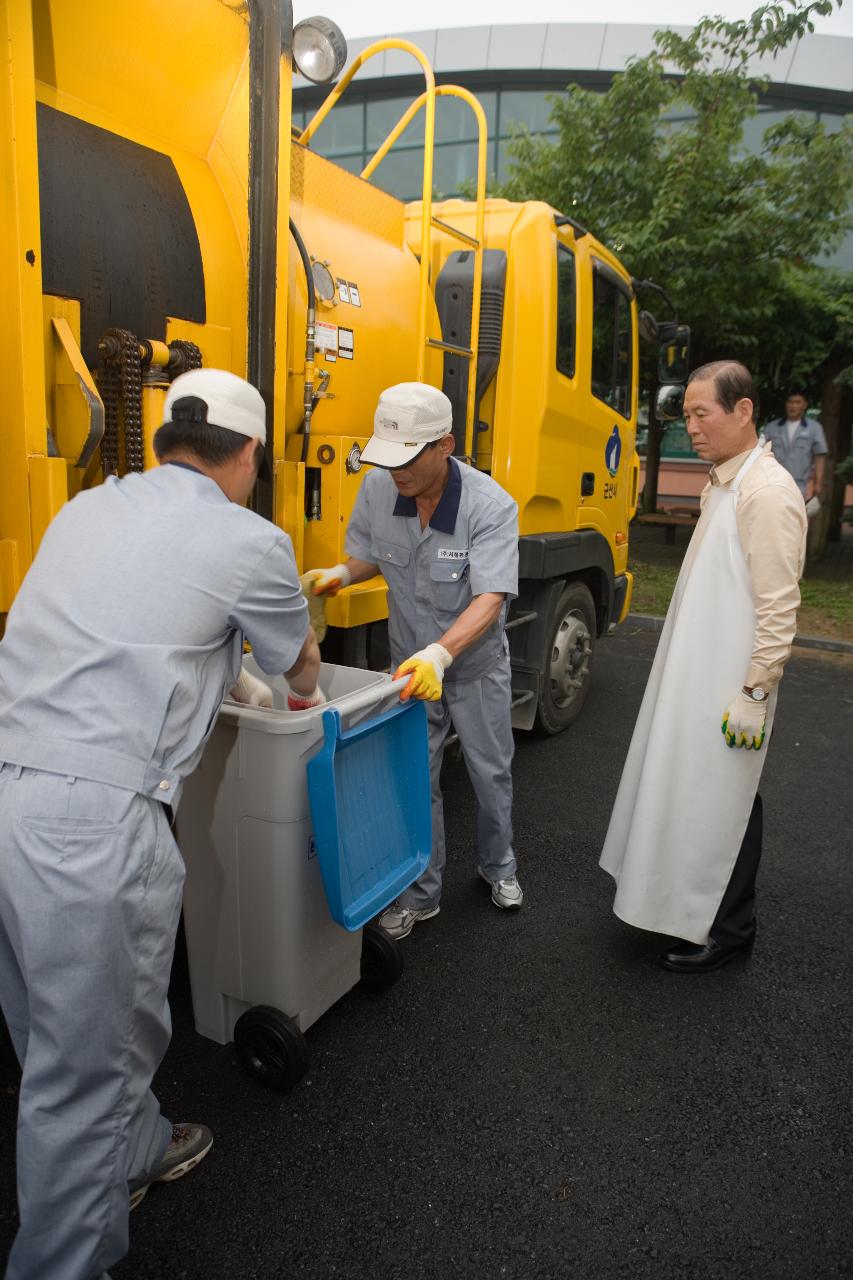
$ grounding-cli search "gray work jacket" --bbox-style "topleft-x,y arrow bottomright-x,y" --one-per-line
346,458 -> 519,683
0,463 -> 308,807
761,417 -> 828,495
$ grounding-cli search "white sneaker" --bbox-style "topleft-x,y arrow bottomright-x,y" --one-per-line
378,900 -> 440,939
478,867 -> 523,910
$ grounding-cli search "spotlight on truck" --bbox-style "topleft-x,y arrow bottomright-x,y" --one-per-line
292,16 -> 347,83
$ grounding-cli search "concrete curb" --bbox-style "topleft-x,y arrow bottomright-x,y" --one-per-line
625,613 -> 853,655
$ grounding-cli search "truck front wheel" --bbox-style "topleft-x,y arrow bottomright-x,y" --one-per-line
535,581 -> 596,734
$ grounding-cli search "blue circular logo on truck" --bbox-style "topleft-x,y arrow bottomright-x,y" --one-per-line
605,425 -> 622,477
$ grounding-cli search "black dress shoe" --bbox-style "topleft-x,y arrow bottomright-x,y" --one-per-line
656,937 -> 753,973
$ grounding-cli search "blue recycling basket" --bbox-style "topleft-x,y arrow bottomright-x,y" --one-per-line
306,679 -> 432,931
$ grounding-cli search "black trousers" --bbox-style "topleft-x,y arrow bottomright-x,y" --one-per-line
710,792 -> 763,947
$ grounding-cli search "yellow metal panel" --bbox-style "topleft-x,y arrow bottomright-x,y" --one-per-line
619,571 -> 634,623
28,456 -> 68,556
0,541 -> 22,615
31,0 -> 248,159
1,0 -> 48,588
327,578 -> 389,629
277,461 -> 305,574
164,319 -> 233,371
47,311 -> 105,476
141,381 -> 169,472
291,145 -> 404,248
296,435 -> 377,570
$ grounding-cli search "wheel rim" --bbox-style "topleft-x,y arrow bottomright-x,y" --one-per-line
549,609 -> 592,709
244,1029 -> 290,1081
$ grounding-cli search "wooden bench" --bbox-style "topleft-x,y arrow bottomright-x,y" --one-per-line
634,511 -> 699,545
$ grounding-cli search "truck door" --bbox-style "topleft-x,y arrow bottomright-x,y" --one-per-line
577,258 -> 635,544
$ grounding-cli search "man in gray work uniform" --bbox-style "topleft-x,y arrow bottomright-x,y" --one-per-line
311,383 -> 522,939
0,369 -> 322,1280
761,389 -> 829,502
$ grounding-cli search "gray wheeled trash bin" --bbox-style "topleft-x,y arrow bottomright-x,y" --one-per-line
176,658 -> 408,1089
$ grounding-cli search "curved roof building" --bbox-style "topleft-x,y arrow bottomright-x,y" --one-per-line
293,21 -> 853,268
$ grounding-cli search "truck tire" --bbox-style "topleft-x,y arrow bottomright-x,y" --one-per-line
535,581 -> 596,734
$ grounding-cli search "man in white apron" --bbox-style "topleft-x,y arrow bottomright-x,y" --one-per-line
600,361 -> 807,973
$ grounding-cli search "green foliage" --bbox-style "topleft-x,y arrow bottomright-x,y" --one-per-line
497,1 -> 853,403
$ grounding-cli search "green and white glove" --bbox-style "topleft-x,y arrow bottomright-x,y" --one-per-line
721,692 -> 766,750
308,564 -> 352,597
299,571 -> 329,644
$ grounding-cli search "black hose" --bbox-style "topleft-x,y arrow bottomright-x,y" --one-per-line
289,218 -> 316,464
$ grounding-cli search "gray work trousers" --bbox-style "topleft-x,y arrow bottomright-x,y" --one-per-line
399,658 -> 517,911
0,764 -> 184,1280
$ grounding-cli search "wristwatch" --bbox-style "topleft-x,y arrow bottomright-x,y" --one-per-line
742,685 -> 768,702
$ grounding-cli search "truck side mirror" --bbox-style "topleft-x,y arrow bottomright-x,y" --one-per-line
657,323 -> 691,385
656,384 -> 684,422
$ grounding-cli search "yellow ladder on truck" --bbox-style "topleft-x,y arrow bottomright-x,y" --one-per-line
298,41 -> 488,463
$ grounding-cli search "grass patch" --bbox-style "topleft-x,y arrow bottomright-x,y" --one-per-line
628,559 -> 679,617
629,555 -> 852,643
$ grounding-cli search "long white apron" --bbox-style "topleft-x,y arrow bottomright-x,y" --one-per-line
600,443 -> 776,944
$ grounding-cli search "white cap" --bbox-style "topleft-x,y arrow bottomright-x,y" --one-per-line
360,383 -> 453,469
162,368 -> 266,444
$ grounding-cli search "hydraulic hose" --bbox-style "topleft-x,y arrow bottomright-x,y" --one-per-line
289,217 -> 316,464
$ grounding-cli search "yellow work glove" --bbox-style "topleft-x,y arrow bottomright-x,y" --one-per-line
721,693 -> 767,750
299,572 -> 328,644
393,643 -> 453,702
229,668 -> 274,708
286,685 -> 328,712
308,563 -> 352,598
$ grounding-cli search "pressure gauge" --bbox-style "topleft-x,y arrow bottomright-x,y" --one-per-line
311,260 -> 336,303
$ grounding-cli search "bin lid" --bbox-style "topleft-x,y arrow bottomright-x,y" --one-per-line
307,697 -> 431,931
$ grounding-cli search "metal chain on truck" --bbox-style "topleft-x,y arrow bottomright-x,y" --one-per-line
167,339 -> 203,378
97,328 -> 143,473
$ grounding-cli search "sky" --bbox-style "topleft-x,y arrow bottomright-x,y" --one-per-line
294,0 -> 853,39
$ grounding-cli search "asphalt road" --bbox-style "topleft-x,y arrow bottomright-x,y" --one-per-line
2,629 -> 852,1280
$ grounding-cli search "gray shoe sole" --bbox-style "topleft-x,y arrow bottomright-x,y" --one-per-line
130,1128 -> 213,1210
380,904 -> 440,939
477,867 -> 523,910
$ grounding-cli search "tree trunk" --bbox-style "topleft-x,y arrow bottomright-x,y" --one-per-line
810,359 -> 852,559
827,383 -> 852,543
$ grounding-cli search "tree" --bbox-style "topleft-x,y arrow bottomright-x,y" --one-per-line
497,0 -> 853,535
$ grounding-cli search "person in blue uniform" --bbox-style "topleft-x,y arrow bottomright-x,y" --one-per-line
0,369 -> 322,1280
311,383 -> 522,939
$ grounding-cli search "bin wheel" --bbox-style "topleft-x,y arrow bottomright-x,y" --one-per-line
233,1005 -> 310,1090
360,924 -> 404,992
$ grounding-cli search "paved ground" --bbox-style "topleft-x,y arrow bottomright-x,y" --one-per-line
2,630 -> 852,1279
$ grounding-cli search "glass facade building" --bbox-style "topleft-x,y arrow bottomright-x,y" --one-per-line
293,24 -> 853,269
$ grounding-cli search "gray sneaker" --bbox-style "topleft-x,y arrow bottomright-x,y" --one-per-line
478,867 -> 523,910
378,900 -> 440,939
129,1123 -> 213,1210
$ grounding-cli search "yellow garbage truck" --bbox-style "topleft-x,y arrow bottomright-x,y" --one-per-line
0,0 -> 681,732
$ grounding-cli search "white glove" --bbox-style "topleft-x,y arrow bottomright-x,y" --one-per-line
393,642 -> 453,702
721,692 -> 767,750
298,571 -> 328,643
230,668 -> 274,708
286,684 -> 328,712
308,564 -> 352,597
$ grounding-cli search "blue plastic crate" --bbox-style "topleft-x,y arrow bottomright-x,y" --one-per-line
306,689 -> 432,931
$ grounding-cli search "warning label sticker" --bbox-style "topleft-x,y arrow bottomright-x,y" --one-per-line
336,278 -> 350,304
338,327 -> 354,360
348,282 -> 361,307
315,322 -> 337,353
